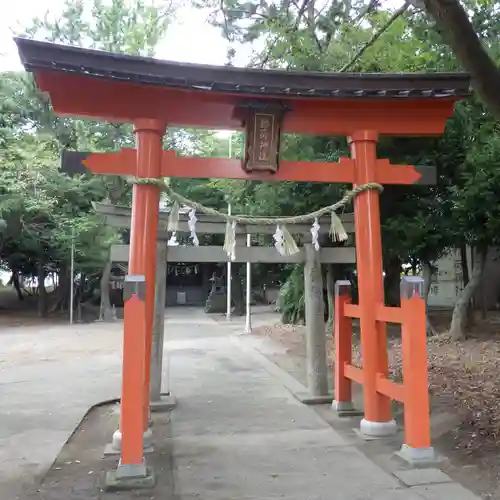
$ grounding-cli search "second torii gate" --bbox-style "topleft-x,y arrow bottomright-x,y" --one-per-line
15,36 -> 470,488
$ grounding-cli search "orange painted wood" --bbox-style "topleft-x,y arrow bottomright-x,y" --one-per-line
343,303 -> 361,319
343,304 -> 403,323
35,70 -> 459,136
161,153 -> 356,182
82,149 -> 136,175
131,120 -> 165,431
350,130 -> 392,425
376,306 -> 404,324
334,292 -> 353,404
121,292 -> 146,464
376,374 -> 405,403
401,295 -> 432,449
80,150 -> 356,182
344,364 -> 364,384
78,149 -> 429,185
375,159 -> 423,185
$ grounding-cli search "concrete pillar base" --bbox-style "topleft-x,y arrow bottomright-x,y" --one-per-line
150,393 -> 177,413
301,394 -> 334,405
332,400 -> 364,417
360,418 -> 397,437
104,461 -> 155,491
103,428 -> 154,456
397,444 -> 440,466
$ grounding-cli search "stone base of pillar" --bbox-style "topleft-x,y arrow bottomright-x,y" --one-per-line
103,428 -> 154,456
360,418 -> 397,437
332,400 -> 364,417
396,444 -> 440,466
300,394 -> 334,405
104,460 -> 155,491
150,393 -> 177,413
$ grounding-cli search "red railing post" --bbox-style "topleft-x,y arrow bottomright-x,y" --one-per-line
399,276 -> 435,465
332,280 -> 358,415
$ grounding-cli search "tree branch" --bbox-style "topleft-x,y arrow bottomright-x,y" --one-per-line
417,0 -> 500,119
295,0 -> 311,29
339,2 -> 410,72
352,0 -> 379,24
220,0 -> 230,41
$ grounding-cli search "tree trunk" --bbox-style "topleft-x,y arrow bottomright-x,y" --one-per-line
11,269 -> 24,301
37,261 -> 48,318
99,258 -> 114,321
481,266 -> 488,320
449,246 -> 488,340
411,256 -> 418,276
419,0 -> 500,119
50,264 -> 70,313
423,261 -> 438,336
460,245 -> 469,287
326,264 -> 335,329
459,244 -> 474,325
232,264 -> 245,316
384,256 -> 401,306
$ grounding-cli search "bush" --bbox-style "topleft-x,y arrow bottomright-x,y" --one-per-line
278,265 -> 305,324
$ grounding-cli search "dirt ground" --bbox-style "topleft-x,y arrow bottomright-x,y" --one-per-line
20,403 -> 173,500
252,310 -> 500,500
0,287 -> 98,328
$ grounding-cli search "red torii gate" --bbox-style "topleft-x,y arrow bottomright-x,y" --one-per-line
15,37 -> 470,487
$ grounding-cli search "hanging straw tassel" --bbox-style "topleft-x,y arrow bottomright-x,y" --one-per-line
310,218 -> 320,251
188,209 -> 199,246
168,200 -> 180,232
223,220 -> 237,261
329,211 -> 348,242
281,225 -> 300,256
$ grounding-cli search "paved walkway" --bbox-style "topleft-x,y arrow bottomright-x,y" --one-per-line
167,309 -> 479,500
0,307 -> 480,499
0,321 -> 123,497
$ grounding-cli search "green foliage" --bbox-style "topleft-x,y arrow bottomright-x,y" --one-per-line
23,0 -> 175,56
192,0 -> 500,314
0,133 -> 116,276
0,0 -> 178,313
278,265 -> 305,324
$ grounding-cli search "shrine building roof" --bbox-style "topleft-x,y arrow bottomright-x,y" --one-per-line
15,38 -> 470,101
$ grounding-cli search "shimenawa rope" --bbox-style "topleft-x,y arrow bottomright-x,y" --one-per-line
129,177 -> 383,258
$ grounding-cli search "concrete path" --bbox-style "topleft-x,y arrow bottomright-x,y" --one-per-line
0,322 -> 123,497
167,308 -> 480,500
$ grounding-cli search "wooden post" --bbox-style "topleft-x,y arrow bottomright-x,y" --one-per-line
399,276 -> 435,464
332,280 -> 358,415
120,275 -> 147,469
132,119 -> 166,431
349,130 -> 395,436
150,243 -> 167,403
304,243 -> 329,398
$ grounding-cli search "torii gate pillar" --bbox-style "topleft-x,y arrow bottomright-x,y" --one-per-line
350,130 -> 394,435
132,119 -> 166,431
111,119 -> 165,477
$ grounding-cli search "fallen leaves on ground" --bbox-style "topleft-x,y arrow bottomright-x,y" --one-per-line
253,313 -> 500,459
